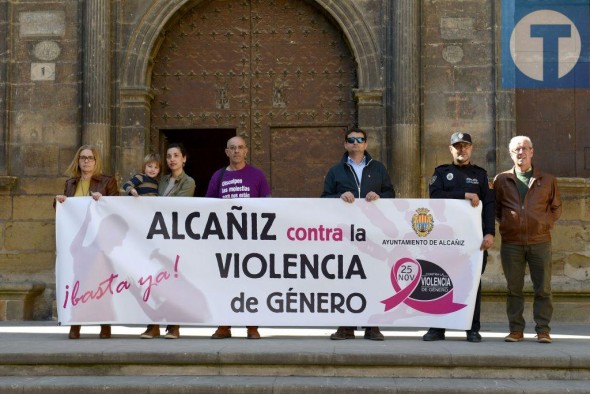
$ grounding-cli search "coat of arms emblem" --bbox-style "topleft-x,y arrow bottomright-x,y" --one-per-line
411,208 -> 434,237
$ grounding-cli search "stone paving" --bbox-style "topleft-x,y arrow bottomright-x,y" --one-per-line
0,322 -> 588,393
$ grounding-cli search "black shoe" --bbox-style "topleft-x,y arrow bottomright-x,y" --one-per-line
466,330 -> 482,343
422,328 -> 445,341
330,327 -> 355,340
364,327 -> 384,341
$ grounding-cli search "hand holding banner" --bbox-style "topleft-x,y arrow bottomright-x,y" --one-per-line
56,197 -> 483,329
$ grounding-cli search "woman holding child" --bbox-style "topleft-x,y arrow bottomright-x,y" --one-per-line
139,142 -> 196,339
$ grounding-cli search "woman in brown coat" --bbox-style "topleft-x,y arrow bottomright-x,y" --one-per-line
55,144 -> 119,339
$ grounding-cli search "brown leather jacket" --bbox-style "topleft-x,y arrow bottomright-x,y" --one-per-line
493,166 -> 561,245
54,174 -> 118,208
63,174 -> 119,197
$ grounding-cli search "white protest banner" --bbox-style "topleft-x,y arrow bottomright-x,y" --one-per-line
56,197 -> 483,329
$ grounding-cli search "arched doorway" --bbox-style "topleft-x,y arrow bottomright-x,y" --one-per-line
160,129 -> 235,197
149,0 -> 358,197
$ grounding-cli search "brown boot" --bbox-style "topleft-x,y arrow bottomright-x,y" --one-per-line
99,324 -> 111,339
330,326 -> 355,340
364,327 -> 384,341
211,325 -> 232,339
68,325 -> 81,339
164,325 -> 180,339
247,326 -> 260,339
140,324 -> 160,339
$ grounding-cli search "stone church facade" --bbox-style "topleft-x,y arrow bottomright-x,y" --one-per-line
0,0 -> 588,321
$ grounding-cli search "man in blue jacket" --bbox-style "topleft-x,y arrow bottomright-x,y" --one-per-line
321,126 -> 395,340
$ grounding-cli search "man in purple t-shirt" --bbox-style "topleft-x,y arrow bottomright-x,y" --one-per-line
205,137 -> 270,199
206,136 -> 271,339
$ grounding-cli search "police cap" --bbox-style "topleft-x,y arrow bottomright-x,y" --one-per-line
450,132 -> 472,145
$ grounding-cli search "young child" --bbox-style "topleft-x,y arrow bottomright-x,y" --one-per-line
124,153 -> 161,196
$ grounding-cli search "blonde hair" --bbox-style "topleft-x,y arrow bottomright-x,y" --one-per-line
142,153 -> 161,171
65,145 -> 103,178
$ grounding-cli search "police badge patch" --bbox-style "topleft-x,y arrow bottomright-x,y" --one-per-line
446,173 -> 454,181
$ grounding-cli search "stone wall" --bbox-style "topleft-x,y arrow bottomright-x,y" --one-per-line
483,178 -> 590,323
420,0 -> 590,324
0,0 -> 588,323
0,1 -> 81,319
422,0 -> 496,189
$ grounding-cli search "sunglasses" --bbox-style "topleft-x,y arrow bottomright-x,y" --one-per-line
346,137 -> 365,144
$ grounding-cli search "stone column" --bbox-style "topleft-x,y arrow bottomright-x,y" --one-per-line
354,89 -> 386,161
119,88 -> 153,186
0,1 -> 8,174
82,0 -> 112,170
390,0 -> 421,198
494,1 -> 516,173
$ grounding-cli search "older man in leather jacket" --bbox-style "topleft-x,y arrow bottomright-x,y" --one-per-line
494,136 -> 561,344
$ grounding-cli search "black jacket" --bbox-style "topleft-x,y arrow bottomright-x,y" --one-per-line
429,163 -> 495,237
321,152 -> 395,199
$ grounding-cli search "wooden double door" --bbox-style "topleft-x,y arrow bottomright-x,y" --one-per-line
150,0 -> 358,196
515,89 -> 590,177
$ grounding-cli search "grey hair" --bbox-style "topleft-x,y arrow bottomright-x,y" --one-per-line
509,135 -> 533,152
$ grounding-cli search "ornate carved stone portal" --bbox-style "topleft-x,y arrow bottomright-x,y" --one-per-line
150,0 -> 358,197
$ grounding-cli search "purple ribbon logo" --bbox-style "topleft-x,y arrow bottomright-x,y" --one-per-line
381,257 -> 466,314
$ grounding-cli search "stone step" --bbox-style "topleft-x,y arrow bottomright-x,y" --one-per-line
1,335 -> 589,380
1,347 -> 590,381
0,376 -> 588,393
1,324 -> 589,393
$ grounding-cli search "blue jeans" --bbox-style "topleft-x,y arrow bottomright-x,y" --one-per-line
500,242 -> 553,333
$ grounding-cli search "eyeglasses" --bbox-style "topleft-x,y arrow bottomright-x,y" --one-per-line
510,147 -> 531,154
226,145 -> 246,151
79,156 -> 96,162
346,137 -> 366,144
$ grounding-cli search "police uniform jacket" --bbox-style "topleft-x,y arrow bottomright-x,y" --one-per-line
429,163 -> 495,237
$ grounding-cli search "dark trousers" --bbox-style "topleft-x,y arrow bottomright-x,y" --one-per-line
500,242 -> 552,333
433,250 -> 487,333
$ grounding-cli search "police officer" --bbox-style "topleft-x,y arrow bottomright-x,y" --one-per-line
423,132 -> 495,343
